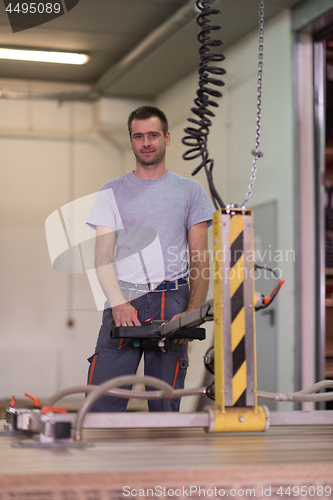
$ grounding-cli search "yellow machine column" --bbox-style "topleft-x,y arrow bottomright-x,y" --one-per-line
208,206 -> 269,432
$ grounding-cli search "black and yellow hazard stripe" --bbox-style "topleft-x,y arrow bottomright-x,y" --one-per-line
229,213 -> 247,406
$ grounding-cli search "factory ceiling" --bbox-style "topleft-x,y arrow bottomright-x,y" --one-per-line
0,0 -> 306,99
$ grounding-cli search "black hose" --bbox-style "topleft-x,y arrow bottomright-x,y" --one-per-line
182,0 -> 226,209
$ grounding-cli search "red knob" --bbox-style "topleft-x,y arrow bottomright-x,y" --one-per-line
24,393 -> 40,408
41,406 -> 67,415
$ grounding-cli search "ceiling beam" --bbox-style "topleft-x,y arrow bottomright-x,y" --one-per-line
92,0 -> 206,95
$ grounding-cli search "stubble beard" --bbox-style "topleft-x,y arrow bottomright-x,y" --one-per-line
135,149 -> 165,168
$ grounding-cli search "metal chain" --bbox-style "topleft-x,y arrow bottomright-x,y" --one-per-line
241,1 -> 264,207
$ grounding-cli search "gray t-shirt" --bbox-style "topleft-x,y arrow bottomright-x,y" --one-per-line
87,171 -> 214,283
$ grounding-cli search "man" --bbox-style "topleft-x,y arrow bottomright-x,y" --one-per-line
86,106 -> 213,412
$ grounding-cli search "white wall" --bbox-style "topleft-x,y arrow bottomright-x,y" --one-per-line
0,96 -> 125,401
0,9 -> 296,411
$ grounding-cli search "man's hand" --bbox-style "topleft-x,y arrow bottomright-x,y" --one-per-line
112,302 -> 141,327
170,311 -> 195,344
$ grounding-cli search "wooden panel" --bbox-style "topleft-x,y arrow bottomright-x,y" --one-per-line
0,422 -> 333,498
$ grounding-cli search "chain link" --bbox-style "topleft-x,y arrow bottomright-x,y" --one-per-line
241,1 -> 264,207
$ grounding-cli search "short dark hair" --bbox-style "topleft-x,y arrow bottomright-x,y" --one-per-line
127,106 -> 168,137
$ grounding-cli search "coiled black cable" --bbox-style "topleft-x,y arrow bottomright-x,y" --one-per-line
182,0 -> 226,209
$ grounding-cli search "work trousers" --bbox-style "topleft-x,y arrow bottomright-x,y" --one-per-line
87,284 -> 189,412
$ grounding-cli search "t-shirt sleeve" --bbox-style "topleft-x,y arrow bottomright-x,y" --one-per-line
86,185 -> 123,231
187,182 -> 215,229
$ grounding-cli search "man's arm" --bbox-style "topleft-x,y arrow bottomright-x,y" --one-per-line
95,225 -> 140,327
172,221 -> 210,343
186,220 -> 210,312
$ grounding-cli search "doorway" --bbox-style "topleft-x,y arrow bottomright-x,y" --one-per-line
323,34 -> 333,406
296,12 -> 333,408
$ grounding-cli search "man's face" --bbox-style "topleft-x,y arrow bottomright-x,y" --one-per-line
130,116 -> 170,167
